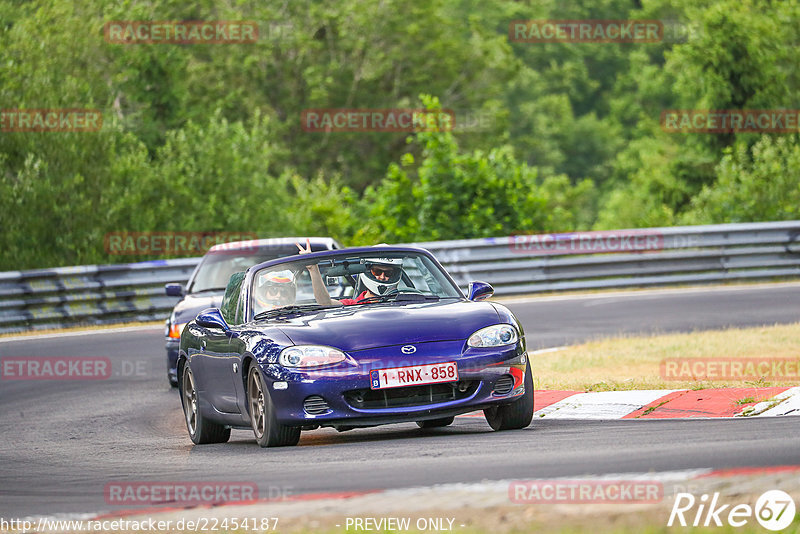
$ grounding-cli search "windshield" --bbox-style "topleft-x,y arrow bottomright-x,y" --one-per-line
250,250 -> 462,318
189,249 -> 295,293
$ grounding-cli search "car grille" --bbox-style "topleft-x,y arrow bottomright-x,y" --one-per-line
303,395 -> 331,415
493,375 -> 514,395
344,381 -> 477,410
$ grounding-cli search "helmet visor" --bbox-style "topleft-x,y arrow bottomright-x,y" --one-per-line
365,263 -> 402,284
265,284 -> 294,299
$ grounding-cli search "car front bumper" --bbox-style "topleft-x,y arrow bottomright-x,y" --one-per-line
261,340 -> 528,427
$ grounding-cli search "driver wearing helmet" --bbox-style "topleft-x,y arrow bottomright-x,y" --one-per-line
339,258 -> 402,304
296,240 -> 403,306
254,269 -> 296,312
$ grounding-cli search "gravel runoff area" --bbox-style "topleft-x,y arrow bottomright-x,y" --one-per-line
15,467 -> 798,534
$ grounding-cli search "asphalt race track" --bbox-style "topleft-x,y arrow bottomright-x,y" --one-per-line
1,283 -> 799,518
507,282 -> 800,349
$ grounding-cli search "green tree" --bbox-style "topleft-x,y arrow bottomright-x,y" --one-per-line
682,135 -> 800,224
358,96 -> 596,244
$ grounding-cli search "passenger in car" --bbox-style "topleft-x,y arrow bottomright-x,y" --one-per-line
296,239 -> 402,305
253,269 -> 296,314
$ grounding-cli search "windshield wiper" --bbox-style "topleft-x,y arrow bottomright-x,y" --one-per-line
355,294 -> 397,304
356,292 -> 440,305
253,304 -> 336,320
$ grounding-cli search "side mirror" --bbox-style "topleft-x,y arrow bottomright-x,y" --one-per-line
165,283 -> 185,297
467,281 -> 494,302
195,308 -> 230,331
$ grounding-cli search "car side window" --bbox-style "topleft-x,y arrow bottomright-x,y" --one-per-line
220,271 -> 246,325
235,283 -> 247,324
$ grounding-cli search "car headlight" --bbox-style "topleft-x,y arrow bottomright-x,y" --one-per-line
468,324 -> 519,348
168,322 -> 187,339
279,345 -> 346,368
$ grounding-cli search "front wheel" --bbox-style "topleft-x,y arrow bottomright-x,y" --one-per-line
180,363 -> 230,444
484,363 -> 534,431
247,366 -> 300,447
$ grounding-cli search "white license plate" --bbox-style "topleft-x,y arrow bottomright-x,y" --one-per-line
370,361 -> 458,390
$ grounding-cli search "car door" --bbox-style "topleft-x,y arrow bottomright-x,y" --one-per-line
190,325 -> 241,415
192,272 -> 248,415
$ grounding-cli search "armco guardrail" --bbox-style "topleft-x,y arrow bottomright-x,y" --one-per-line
2,221 -> 800,334
411,221 -> 800,294
0,259 -> 200,334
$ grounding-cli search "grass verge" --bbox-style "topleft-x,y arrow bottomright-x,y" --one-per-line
533,322 -> 800,391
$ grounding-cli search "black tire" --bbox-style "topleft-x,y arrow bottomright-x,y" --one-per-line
180,363 -> 231,444
484,363 -> 534,431
416,416 -> 455,429
247,366 -> 301,448
169,375 -> 178,388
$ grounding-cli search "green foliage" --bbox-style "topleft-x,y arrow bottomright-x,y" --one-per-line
682,136 -> 800,224
594,0 -> 799,230
358,96 -> 597,243
667,0 -> 797,112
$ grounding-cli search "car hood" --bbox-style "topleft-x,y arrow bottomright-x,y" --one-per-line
267,299 -> 502,352
173,292 -> 223,324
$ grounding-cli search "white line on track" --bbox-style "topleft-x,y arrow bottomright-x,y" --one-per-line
0,324 -> 162,343
21,469 -> 716,522
747,386 -> 800,417
530,346 -> 567,355
377,468 -> 715,498
534,390 -> 683,419
495,281 -> 800,305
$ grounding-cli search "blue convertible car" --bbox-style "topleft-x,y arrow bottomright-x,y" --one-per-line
178,245 -> 533,447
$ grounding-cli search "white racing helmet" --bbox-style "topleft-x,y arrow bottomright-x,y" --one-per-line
256,269 -> 296,308
360,257 -> 403,296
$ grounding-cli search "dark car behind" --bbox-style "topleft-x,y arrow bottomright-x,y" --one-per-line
163,237 -> 341,385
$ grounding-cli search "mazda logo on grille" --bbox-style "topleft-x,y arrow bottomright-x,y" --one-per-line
401,345 -> 416,354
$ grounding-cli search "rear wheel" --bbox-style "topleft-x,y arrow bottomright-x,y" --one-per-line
484,363 -> 534,431
416,416 -> 455,429
247,366 -> 300,447
180,363 -> 230,444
